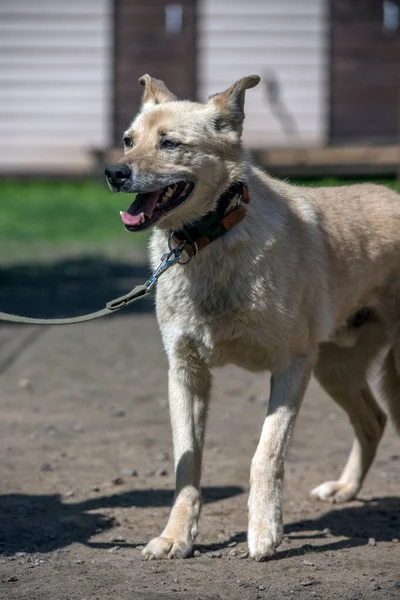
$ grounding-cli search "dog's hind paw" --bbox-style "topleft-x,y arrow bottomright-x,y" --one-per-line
311,480 -> 359,503
142,536 -> 193,560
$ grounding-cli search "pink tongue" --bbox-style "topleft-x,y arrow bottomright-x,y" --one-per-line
120,211 -> 142,226
120,189 -> 162,226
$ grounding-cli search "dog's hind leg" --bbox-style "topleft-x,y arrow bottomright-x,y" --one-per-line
142,347 -> 211,560
380,346 -> 400,434
312,322 -> 387,503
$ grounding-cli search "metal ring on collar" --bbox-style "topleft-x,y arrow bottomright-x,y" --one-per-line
168,232 -> 197,265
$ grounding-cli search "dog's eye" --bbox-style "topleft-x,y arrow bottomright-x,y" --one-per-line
161,139 -> 181,150
123,136 -> 133,149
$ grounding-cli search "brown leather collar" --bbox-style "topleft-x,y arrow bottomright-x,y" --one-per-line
172,182 -> 250,258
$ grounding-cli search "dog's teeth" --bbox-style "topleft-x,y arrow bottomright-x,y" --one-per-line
160,186 -> 175,203
140,212 -> 145,224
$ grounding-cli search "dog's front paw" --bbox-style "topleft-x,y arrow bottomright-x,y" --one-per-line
311,480 -> 359,503
142,536 -> 193,560
248,518 -> 283,562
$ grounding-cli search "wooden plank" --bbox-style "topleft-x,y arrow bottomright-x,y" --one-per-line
0,149 -> 94,174
0,54 -> 108,67
0,69 -> 110,84
200,34 -> 323,49
0,135 -> 107,147
0,34 -> 108,49
202,17 -> 323,33
201,2 -> 325,17
0,0 -> 110,16
200,53 -> 325,68
257,146 -> 400,167
0,18 -> 107,33
0,101 -> 106,115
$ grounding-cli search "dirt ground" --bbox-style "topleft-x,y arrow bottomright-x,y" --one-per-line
0,250 -> 399,600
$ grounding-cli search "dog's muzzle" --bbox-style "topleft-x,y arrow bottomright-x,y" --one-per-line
105,163 -> 131,191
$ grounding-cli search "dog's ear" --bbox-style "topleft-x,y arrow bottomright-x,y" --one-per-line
138,74 -> 177,109
208,75 -> 260,134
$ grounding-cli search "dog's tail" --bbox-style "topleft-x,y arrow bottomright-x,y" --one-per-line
380,347 -> 400,434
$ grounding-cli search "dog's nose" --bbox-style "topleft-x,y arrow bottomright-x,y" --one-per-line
105,164 -> 131,189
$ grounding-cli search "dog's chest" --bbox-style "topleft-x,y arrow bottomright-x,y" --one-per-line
156,263 -> 295,372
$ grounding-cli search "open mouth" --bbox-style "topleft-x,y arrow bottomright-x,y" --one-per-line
120,181 -> 194,231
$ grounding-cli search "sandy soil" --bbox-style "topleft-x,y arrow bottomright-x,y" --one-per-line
0,252 -> 399,600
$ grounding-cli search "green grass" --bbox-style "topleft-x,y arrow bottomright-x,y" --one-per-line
0,177 -> 399,249
0,179 -> 149,246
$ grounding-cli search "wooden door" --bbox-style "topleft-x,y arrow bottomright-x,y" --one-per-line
113,0 -> 196,143
330,0 -> 400,143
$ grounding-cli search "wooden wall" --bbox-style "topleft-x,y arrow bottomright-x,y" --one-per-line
0,0 -> 112,174
197,0 -> 329,148
330,0 -> 400,144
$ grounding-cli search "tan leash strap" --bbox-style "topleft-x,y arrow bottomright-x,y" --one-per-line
0,244 -> 185,325
0,284 -> 150,326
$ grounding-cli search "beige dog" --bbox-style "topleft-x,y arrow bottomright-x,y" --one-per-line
105,74 -> 400,561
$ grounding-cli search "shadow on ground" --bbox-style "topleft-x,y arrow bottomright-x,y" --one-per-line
0,257 -> 153,321
0,489 -> 398,558
196,496 -> 400,557
0,486 -> 244,554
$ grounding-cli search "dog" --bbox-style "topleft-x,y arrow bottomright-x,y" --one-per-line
105,74 -> 400,561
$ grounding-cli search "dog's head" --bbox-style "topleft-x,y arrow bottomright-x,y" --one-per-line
105,74 -> 260,232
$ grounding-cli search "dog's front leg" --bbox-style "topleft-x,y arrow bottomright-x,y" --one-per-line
142,359 -> 211,560
248,355 -> 314,561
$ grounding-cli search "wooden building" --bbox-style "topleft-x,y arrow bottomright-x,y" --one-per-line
0,0 -> 399,175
